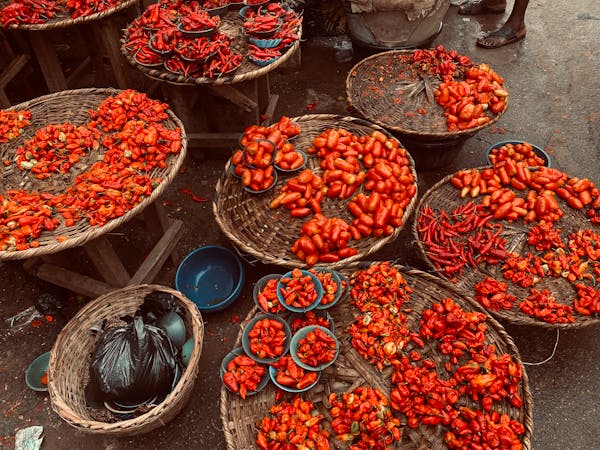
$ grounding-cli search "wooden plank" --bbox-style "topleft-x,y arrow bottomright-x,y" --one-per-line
161,83 -> 201,133
257,74 -> 270,117
208,85 -> 257,112
94,18 -> 132,89
65,56 -> 92,86
0,89 -> 10,108
128,218 -> 184,285
261,94 -> 279,126
141,202 -> 180,264
84,236 -> 131,287
0,54 -> 29,89
27,31 -> 67,92
34,262 -> 113,298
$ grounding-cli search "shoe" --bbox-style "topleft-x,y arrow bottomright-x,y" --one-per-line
458,0 -> 506,15
476,25 -> 526,48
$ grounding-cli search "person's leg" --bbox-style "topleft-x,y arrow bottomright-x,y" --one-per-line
458,0 -> 507,15
477,0 -> 529,48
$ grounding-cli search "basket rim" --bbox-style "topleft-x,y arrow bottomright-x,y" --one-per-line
120,21 -> 302,86
47,284 -> 204,434
0,87 -> 188,261
212,113 -> 419,270
220,263 -> 534,450
1,0 -> 137,30
412,167 -> 600,330
345,49 -> 508,138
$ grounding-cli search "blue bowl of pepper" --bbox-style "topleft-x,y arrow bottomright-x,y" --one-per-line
175,245 -> 245,312
241,314 -> 291,364
268,361 -> 320,393
276,269 -> 323,313
249,55 -> 281,67
290,325 -> 339,371
220,346 -> 269,397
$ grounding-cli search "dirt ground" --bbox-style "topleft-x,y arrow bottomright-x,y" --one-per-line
1,1 -> 599,449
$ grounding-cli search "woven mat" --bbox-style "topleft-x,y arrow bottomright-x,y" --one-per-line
0,87 -> 187,261
121,11 -> 301,86
345,50 -> 507,138
220,264 -> 533,450
412,168 -> 600,329
0,0 -> 136,31
212,114 -> 419,270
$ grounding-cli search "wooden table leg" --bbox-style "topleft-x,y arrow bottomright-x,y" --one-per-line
94,17 -> 134,89
84,235 -> 131,287
142,202 -> 182,265
27,31 -> 67,92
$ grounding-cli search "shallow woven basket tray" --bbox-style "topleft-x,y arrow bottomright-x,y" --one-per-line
121,10 -> 301,86
213,114 -> 419,270
0,87 -> 187,261
221,263 -> 533,450
412,168 -> 600,329
48,284 -> 204,436
345,49 -> 508,138
0,0 -> 137,30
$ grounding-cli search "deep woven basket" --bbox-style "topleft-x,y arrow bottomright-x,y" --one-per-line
212,114 -> 419,270
0,0 -> 137,30
121,10 -> 301,86
220,263 -> 533,450
0,87 -> 187,261
345,50 -> 508,138
412,168 -> 600,329
48,284 -> 204,436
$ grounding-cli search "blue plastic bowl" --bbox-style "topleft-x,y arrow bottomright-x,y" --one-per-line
287,310 -> 334,334
175,245 -> 245,312
310,268 -> 346,310
220,346 -> 270,396
268,364 -> 320,393
242,314 -> 291,363
290,325 -> 339,371
485,140 -> 551,167
276,270 -> 323,313
25,351 -> 51,392
253,273 -> 284,314
274,150 -> 307,173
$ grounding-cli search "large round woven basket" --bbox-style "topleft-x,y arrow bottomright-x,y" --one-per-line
213,114 -> 419,270
221,263 -> 533,450
0,87 -> 187,261
412,168 -> 600,329
48,284 -> 204,436
345,49 -> 508,138
0,0 -> 137,30
121,10 -> 301,86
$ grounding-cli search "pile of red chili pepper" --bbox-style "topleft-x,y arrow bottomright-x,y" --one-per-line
417,201 -> 507,280
222,352 -> 267,399
293,326 -> 337,368
246,316 -> 288,360
255,396 -> 330,450
309,268 -> 344,307
288,310 -> 331,333
328,386 -> 402,450
488,141 -> 546,167
0,89 -> 182,252
278,268 -> 320,310
474,277 -> 517,311
0,0 -> 120,26
0,109 -> 31,143
269,355 -> 318,390
256,276 -> 284,314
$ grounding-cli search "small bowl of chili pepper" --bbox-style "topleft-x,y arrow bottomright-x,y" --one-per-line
486,140 -> 551,168
220,346 -> 269,398
243,17 -> 282,39
254,273 -> 284,314
268,355 -> 321,393
274,149 -> 306,173
244,0 -> 270,9
309,268 -> 348,310
133,48 -> 164,68
242,166 -> 278,194
204,3 -> 228,16
287,310 -> 334,334
177,13 -> 220,38
242,314 -> 291,363
248,36 -> 283,49
243,138 -> 277,169
25,351 -> 51,392
277,268 -> 323,313
290,325 -> 339,371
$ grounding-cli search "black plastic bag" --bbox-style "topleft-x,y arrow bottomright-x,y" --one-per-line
90,315 -> 177,402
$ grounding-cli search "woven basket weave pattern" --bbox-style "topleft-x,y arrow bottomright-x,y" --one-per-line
412,168 -> 600,329
0,87 -> 188,261
48,284 -> 204,436
220,264 -> 533,450
213,114 -> 419,270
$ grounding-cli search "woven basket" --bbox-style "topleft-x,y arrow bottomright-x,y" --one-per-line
121,11 -> 301,86
221,263 -> 533,450
0,87 -> 187,261
0,0 -> 137,30
48,284 -> 204,436
345,49 -> 508,138
412,168 -> 600,329
213,114 -> 419,270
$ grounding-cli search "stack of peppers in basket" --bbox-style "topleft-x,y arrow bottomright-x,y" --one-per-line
0,90 -> 182,252
0,0 -> 122,26
417,141 -> 600,324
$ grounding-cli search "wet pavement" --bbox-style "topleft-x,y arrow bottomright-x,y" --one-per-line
1,1 -> 599,449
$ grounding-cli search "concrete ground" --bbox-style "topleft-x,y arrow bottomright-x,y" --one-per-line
1,1 -> 599,449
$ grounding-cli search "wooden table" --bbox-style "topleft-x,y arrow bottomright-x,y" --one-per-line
1,0 -> 140,92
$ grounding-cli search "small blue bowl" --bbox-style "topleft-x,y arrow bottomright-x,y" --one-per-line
248,55 -> 281,67
310,268 -> 346,310
290,325 -> 339,371
276,270 -> 323,313
485,140 -> 551,167
242,169 -> 278,195
253,273 -> 284,314
248,36 -> 283,49
25,351 -> 51,392
268,364 -> 320,393
220,346 -> 270,396
241,314 -> 291,363
274,150 -> 307,173
175,245 -> 245,312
